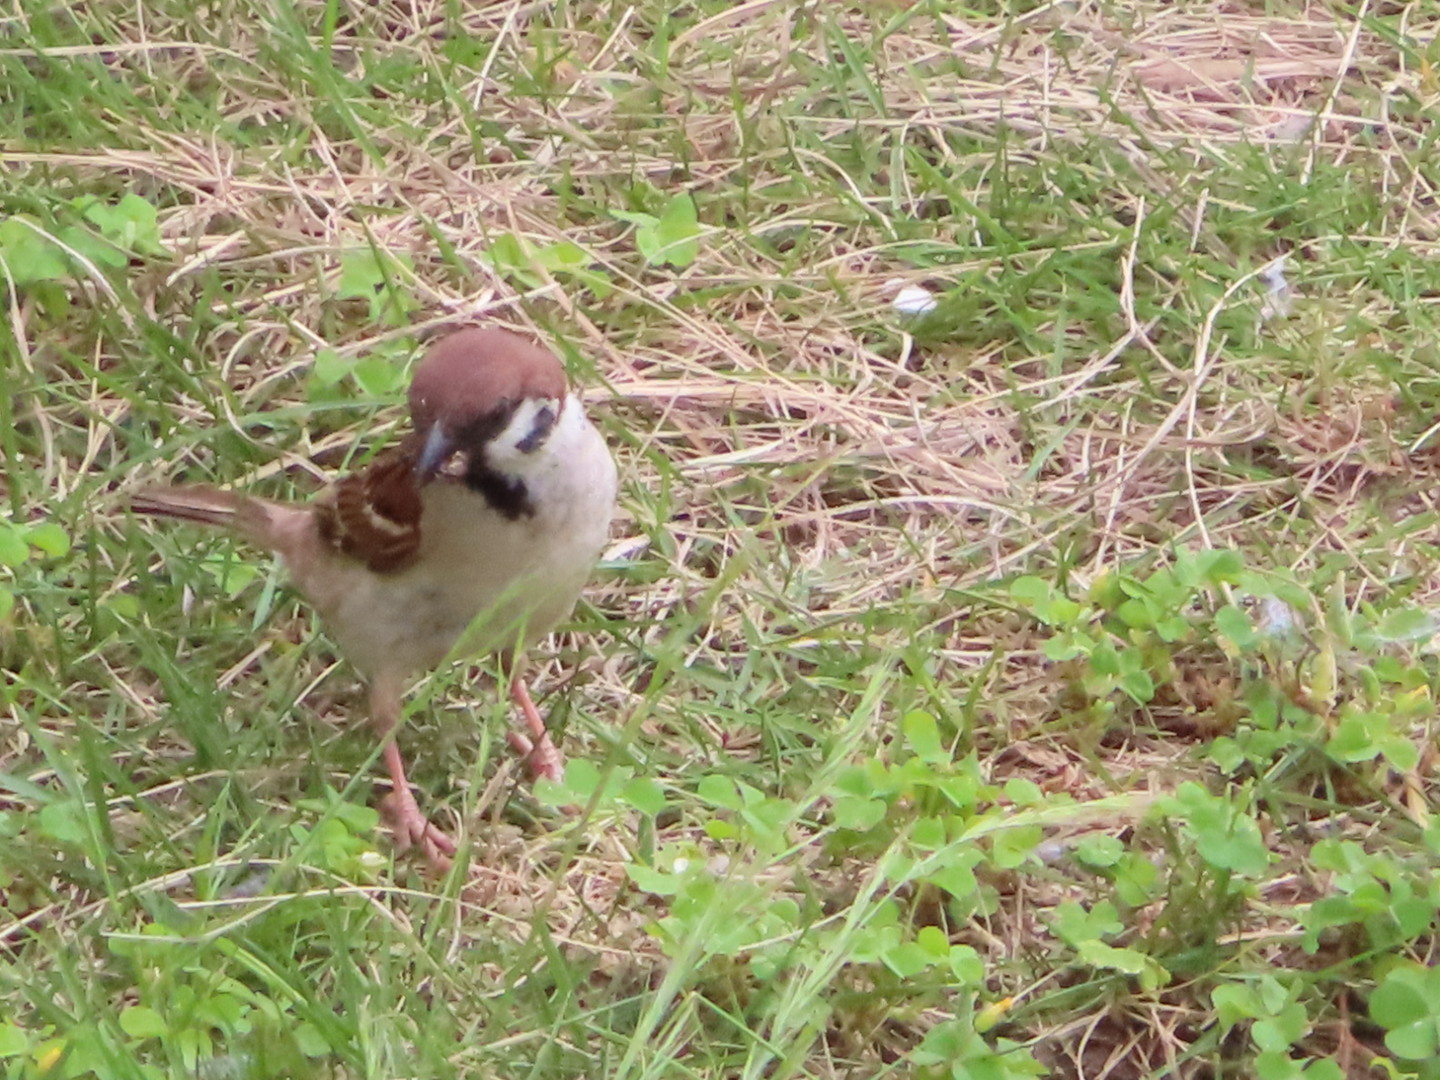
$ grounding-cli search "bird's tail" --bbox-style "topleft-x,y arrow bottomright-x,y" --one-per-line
131,485 -> 255,529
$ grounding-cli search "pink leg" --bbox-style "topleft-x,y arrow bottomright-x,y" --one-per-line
506,675 -> 564,783
370,680 -> 456,872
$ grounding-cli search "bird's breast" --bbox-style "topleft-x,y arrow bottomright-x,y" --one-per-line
322,425 -> 616,683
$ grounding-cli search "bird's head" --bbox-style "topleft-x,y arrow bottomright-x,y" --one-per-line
406,328 -> 570,487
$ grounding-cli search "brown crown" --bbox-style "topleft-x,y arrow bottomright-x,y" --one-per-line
408,328 -> 568,435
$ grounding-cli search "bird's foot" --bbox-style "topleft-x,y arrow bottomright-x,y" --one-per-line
506,728 -> 565,784
508,676 -> 565,784
379,786 -> 457,874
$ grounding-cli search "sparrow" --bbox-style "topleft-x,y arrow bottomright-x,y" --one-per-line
132,327 -> 618,869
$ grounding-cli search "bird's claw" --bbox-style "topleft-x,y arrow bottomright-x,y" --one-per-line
379,789 -> 457,875
506,729 -> 564,784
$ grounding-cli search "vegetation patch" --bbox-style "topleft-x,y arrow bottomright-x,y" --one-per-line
3,2 -> 1439,1078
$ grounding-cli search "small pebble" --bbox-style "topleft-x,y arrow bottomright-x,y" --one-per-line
893,284 -> 938,316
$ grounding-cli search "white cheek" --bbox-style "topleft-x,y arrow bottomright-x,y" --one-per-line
486,396 -> 565,472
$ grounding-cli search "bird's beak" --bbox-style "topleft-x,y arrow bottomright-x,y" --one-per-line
414,422 -> 453,483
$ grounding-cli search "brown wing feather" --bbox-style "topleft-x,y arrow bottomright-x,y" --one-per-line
315,442 -> 425,574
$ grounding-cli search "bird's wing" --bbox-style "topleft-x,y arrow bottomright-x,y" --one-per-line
315,442 -> 426,574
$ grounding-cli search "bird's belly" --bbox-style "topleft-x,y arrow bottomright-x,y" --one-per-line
321,491 -> 608,682
334,577 -> 496,676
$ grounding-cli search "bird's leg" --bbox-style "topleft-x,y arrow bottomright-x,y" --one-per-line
370,678 -> 457,871
505,673 -> 565,783
380,740 -> 458,865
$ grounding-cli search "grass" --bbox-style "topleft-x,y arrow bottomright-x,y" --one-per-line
3,0 -> 1440,1077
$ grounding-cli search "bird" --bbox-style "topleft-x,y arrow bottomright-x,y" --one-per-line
132,327 -> 618,870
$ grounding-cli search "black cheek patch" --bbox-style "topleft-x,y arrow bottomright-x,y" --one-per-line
466,462 -> 534,520
516,403 -> 557,454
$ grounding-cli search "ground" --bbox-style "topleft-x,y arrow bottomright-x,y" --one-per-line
3,2 -> 1440,1078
